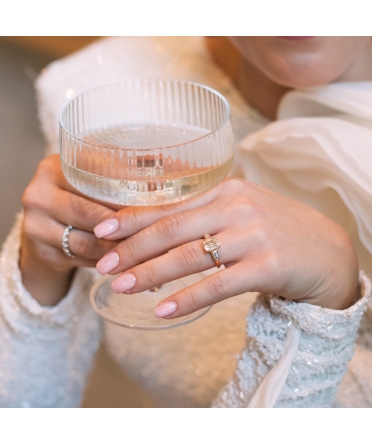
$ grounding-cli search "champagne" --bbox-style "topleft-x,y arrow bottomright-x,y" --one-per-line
61,123 -> 233,205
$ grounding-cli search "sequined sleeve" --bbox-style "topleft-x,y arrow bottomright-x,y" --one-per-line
212,272 -> 371,408
0,214 -> 102,407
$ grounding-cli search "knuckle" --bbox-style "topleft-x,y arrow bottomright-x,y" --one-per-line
205,273 -> 230,299
73,234 -> 91,258
21,183 -> 39,210
90,207 -> 115,230
65,188 -> 115,230
71,197 -> 91,226
22,217 -> 39,241
76,200 -> 90,223
21,189 -> 31,210
125,207 -> 151,232
181,287 -> 200,312
35,157 -> 50,175
262,252 -> 282,275
37,155 -> 58,179
124,237 -> 140,261
160,214 -> 184,240
178,243 -> 201,269
232,200 -> 254,221
141,262 -> 157,285
250,226 -> 271,250
224,177 -> 246,194
22,156 -> 59,211
126,207 -> 145,228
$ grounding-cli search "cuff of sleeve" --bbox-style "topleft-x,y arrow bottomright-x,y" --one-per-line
213,273 -> 371,408
268,271 -> 371,339
0,213 -> 97,331
239,272 -> 371,406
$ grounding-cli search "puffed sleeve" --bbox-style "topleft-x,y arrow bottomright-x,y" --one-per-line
212,272 -> 371,408
0,214 -> 103,407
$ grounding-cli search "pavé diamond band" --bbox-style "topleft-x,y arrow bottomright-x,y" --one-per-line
62,225 -> 76,258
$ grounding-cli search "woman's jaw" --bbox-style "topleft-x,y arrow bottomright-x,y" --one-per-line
226,36 -> 372,119
229,37 -> 372,88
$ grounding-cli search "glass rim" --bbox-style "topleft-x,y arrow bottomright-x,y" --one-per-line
59,78 -> 232,151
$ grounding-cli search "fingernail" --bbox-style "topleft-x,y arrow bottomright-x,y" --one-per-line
96,252 -> 119,275
94,218 -> 119,238
111,273 -> 136,293
154,301 -> 177,318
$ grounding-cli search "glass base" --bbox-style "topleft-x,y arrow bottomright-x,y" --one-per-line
90,272 -> 211,330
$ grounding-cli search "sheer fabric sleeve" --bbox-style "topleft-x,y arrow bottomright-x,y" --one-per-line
212,272 -> 371,408
0,214 -> 102,407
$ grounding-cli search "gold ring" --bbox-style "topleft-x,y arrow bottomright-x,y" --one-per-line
202,234 -> 221,268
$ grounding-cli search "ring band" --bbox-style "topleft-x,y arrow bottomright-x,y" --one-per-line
202,234 -> 221,268
62,225 -> 76,258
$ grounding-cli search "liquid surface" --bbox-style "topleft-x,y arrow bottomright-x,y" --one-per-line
83,123 -> 209,149
61,123 -> 233,205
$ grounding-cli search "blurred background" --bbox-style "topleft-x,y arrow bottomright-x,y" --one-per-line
0,37 -> 99,245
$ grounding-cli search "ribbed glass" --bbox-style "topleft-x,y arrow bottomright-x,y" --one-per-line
60,79 -> 234,205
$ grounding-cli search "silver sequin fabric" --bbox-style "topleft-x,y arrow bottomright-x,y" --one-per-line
213,277 -> 370,407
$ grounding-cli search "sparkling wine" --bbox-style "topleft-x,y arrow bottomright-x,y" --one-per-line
61,123 -> 233,205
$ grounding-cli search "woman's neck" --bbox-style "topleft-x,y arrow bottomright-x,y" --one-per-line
206,37 -> 290,120
235,57 -> 291,120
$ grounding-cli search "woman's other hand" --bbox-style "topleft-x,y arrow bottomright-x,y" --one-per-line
20,154 -> 119,306
94,178 -> 359,318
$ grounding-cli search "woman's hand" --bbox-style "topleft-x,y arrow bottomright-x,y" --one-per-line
94,178 -> 359,318
20,154 -> 120,306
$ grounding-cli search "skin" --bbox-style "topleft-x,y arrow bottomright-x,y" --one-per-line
20,37 -> 371,312
94,178 -> 358,314
20,155 -> 118,305
228,37 -> 372,119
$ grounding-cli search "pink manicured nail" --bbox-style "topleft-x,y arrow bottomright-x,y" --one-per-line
154,301 -> 177,318
96,252 -> 119,275
94,218 -> 119,238
111,273 -> 136,293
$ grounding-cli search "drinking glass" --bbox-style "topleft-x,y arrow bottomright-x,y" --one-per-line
60,79 -> 234,329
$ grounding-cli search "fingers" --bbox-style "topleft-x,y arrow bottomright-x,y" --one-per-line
24,182 -> 116,232
23,211 -> 117,266
102,230 -> 254,295
155,263 -> 258,318
22,231 -> 97,271
22,153 -> 121,272
24,155 -> 120,231
51,189 -> 117,231
96,204 -> 224,276
94,181 -> 224,240
108,239 -> 218,293
61,224 -> 117,261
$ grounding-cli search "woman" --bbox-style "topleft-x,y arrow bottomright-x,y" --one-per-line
1,36 -> 371,407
